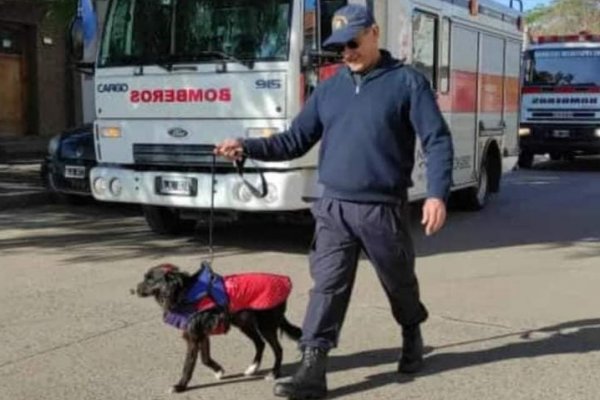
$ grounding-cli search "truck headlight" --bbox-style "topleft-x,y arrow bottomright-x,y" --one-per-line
109,178 -> 122,196
264,184 -> 278,203
235,183 -> 253,203
518,127 -> 531,136
100,127 -> 122,138
47,134 -> 60,155
595,128 -> 600,138
93,177 -> 108,194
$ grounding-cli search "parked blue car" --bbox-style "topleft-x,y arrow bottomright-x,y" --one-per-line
40,124 -> 95,204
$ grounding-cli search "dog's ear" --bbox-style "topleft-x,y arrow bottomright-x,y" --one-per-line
157,263 -> 179,273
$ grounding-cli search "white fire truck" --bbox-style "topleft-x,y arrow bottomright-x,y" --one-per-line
518,32 -> 600,168
72,0 -> 523,234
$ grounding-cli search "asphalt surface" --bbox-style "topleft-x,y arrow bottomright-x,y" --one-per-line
0,162 -> 50,210
1,157 -> 599,400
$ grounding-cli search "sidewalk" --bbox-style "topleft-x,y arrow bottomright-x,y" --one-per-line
0,161 -> 52,211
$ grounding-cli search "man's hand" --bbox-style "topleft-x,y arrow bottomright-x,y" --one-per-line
421,197 -> 447,236
214,138 -> 244,161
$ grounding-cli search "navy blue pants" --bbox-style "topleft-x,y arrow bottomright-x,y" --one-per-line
300,197 -> 428,350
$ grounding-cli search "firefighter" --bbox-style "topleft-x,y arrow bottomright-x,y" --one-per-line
215,4 -> 454,399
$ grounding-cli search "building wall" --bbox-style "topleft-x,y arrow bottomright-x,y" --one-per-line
0,0 -> 72,137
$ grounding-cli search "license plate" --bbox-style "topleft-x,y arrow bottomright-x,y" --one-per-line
156,177 -> 197,196
552,130 -> 570,138
64,165 -> 86,179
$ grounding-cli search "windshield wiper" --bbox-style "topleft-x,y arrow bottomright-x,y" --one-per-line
188,50 -> 255,70
109,55 -> 174,75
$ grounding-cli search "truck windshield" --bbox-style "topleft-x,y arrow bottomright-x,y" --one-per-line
523,48 -> 600,86
98,0 -> 292,68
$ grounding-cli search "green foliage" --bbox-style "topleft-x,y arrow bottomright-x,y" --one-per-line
525,0 -> 600,35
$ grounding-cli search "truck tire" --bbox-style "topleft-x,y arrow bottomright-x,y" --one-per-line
459,159 -> 490,211
142,205 -> 195,235
518,150 -> 534,169
549,152 -> 562,161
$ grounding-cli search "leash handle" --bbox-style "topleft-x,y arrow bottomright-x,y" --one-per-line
234,156 -> 268,198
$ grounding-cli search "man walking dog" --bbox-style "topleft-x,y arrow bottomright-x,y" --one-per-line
215,4 -> 454,399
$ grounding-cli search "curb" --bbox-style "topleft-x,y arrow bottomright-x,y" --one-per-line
0,190 -> 53,211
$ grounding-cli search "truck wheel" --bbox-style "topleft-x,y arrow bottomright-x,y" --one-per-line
518,150 -> 534,169
142,205 -> 195,235
549,152 -> 562,161
564,152 -> 576,162
460,159 -> 489,211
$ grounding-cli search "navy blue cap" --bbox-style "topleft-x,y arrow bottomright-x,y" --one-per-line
323,4 -> 375,48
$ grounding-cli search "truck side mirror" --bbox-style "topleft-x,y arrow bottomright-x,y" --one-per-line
67,16 -> 95,76
67,16 -> 84,62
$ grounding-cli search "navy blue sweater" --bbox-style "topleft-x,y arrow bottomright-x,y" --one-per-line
243,51 -> 454,203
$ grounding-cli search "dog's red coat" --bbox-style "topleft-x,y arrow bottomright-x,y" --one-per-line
196,273 -> 293,313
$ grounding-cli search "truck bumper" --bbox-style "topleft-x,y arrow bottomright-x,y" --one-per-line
90,166 -> 317,211
520,124 -> 600,155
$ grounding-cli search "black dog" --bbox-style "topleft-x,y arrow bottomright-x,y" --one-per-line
135,263 -> 302,393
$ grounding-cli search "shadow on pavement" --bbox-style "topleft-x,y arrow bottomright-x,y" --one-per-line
324,318 -> 600,399
0,201 -> 314,263
413,157 -> 600,259
1,157 -> 599,263
163,318 -> 600,396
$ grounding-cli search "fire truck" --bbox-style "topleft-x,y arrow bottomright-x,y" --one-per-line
71,0 -> 523,234
518,32 -> 600,168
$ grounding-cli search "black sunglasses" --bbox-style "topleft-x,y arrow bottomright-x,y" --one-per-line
332,28 -> 373,52
330,39 -> 360,53
345,39 -> 360,50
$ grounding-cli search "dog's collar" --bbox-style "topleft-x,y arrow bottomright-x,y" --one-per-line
164,310 -> 230,335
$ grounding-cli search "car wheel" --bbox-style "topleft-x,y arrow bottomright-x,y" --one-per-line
142,205 -> 196,235
518,150 -> 534,169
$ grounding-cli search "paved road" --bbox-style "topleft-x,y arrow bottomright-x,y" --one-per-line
1,158 -> 599,400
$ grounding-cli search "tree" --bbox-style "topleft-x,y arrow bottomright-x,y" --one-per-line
526,0 -> 600,35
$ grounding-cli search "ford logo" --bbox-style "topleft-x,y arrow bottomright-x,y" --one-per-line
168,127 -> 189,138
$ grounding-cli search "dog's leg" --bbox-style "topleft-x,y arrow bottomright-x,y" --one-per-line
171,333 -> 200,393
199,336 -> 225,380
257,322 -> 283,380
238,323 -> 266,376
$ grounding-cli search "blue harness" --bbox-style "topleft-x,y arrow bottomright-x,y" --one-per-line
184,261 -> 229,309
164,262 -> 229,330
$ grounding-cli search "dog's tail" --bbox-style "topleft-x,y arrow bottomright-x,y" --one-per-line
280,318 -> 302,341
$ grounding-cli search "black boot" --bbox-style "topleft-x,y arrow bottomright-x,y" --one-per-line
273,347 -> 328,399
398,324 -> 424,374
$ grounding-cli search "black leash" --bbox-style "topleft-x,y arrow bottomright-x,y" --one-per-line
234,156 -> 268,199
205,152 -> 268,264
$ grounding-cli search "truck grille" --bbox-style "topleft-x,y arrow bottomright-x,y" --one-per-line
133,144 -> 230,167
526,108 -> 600,121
